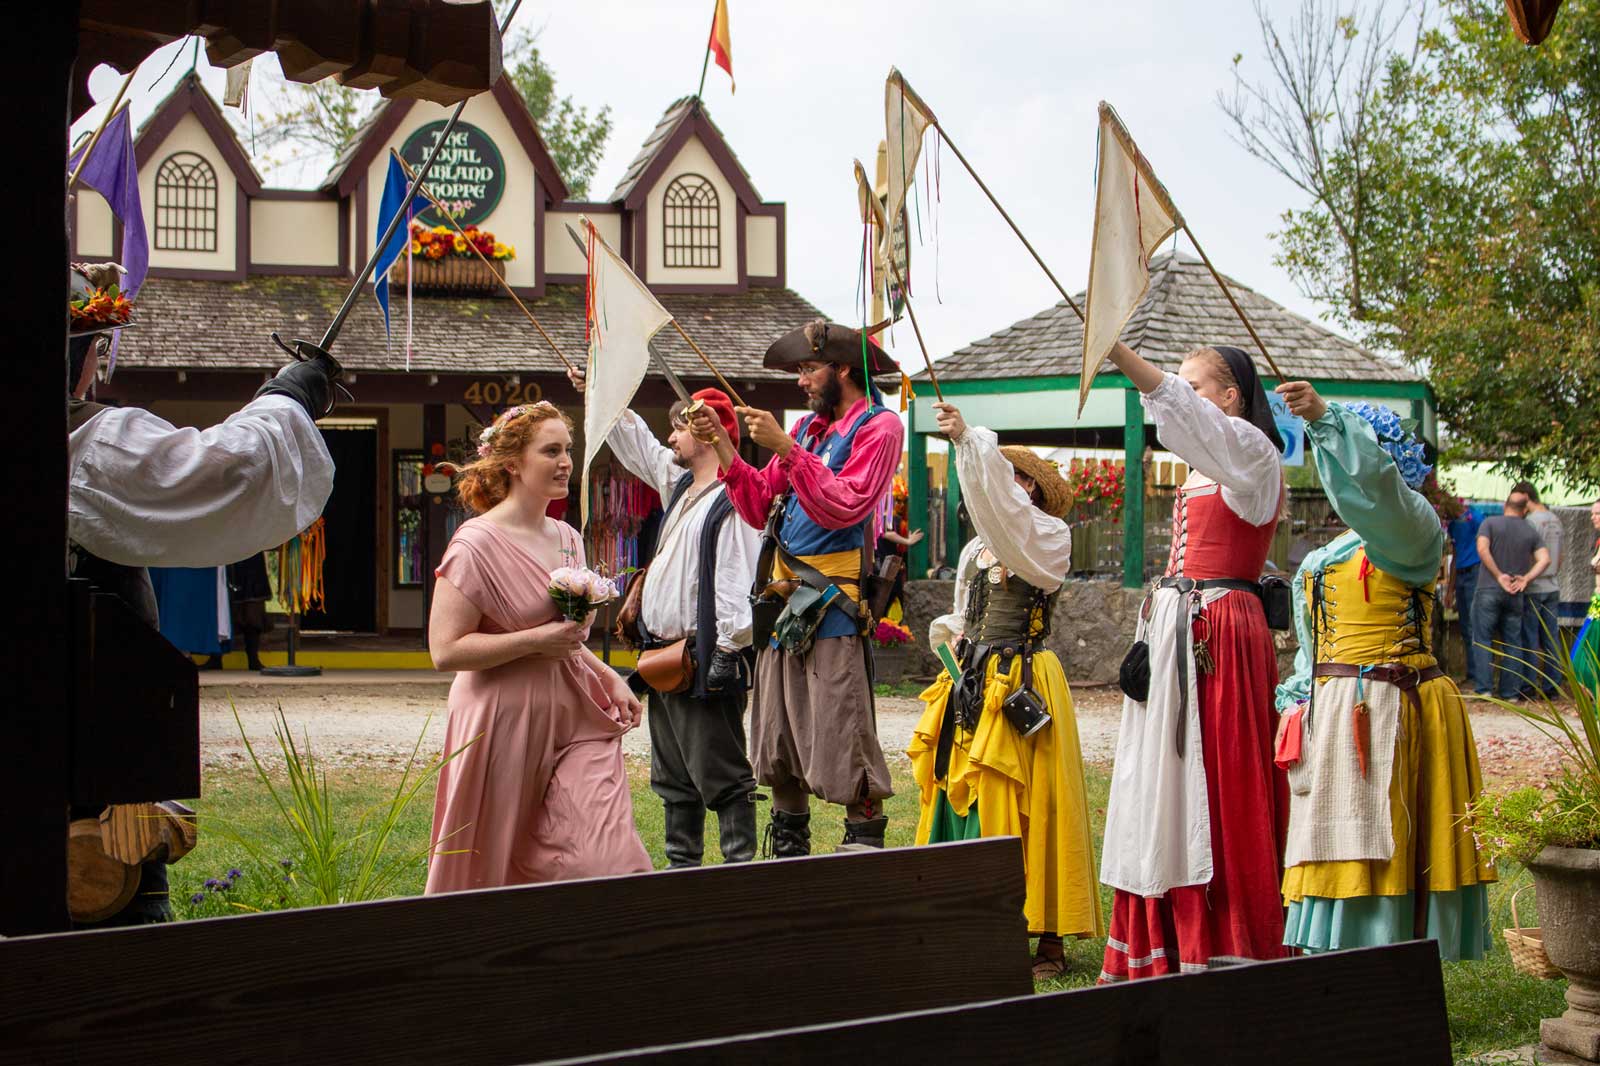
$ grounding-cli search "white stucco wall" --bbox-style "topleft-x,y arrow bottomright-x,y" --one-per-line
141,112 -> 237,272
363,94 -> 538,289
251,198 -> 339,267
544,208 -> 623,276
644,135 -> 738,287
745,213 -> 778,278
74,189 -> 114,258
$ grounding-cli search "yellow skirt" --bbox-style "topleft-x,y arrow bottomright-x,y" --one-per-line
908,649 -> 1104,939
1283,674 -> 1497,903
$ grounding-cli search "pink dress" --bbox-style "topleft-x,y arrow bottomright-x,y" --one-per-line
425,517 -> 651,894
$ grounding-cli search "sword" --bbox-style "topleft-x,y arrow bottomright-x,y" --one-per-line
564,222 -> 703,416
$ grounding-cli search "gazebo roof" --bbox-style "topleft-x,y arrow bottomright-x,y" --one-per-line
916,251 -> 1417,384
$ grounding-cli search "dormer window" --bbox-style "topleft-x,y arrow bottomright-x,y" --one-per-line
154,151 -> 218,251
663,174 -> 720,268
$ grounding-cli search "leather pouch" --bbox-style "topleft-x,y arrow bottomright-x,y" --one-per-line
1118,640 -> 1151,702
1261,575 -> 1292,631
1001,685 -> 1051,738
1274,703 -> 1305,770
637,638 -> 694,695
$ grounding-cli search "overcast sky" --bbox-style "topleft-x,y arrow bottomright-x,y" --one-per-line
76,1 -> 1337,376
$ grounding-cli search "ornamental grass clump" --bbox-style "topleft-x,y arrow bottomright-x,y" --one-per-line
1468,644 -> 1600,866
205,701 -> 477,908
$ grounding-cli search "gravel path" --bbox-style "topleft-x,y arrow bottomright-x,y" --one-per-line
201,677 -> 1572,787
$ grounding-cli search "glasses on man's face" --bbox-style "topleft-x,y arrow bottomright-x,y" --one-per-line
796,364 -> 828,380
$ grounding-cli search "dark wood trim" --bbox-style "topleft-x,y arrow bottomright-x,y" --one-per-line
620,101 -> 762,212
252,188 -> 335,201
746,201 -> 786,288
147,265 -> 247,281
248,263 -> 347,277
549,201 -> 622,213
735,199 -> 748,288
337,196 -> 350,273
133,73 -> 264,196
530,174 -> 546,298
490,77 -> 570,204
629,209 -> 646,273
235,187 -> 249,277
545,273 -> 586,286
355,175 -> 368,274
647,283 -> 749,295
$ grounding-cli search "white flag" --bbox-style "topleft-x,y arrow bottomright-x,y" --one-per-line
223,58 -> 253,110
881,68 -> 935,278
1081,102 -> 1181,414
578,214 -> 673,524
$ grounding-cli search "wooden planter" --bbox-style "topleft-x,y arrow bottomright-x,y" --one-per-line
393,255 -> 506,296
872,643 -> 911,685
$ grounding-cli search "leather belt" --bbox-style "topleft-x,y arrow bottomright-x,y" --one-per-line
1153,576 -> 1259,758
1313,662 -> 1446,711
1157,576 -> 1262,596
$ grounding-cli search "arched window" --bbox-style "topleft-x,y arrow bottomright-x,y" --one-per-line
154,152 -> 218,251
663,174 -> 720,268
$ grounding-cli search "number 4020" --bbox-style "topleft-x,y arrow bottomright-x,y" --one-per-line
463,380 -> 543,406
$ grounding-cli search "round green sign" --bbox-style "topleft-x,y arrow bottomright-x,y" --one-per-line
398,120 -> 505,228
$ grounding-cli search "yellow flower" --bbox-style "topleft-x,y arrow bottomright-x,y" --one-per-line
492,242 -> 508,259
452,235 -> 467,253
432,225 -> 449,236
409,240 -> 422,255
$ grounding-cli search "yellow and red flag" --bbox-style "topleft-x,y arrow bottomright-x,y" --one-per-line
707,0 -> 734,92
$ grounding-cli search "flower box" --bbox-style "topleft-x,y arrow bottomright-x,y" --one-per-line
392,255 -> 506,296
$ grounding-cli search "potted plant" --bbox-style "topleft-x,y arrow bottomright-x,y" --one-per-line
1470,654 -> 1600,1061
870,619 -> 914,685
394,204 -> 516,296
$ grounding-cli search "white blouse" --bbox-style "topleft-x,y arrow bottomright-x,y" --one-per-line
926,425 -> 1074,649
68,396 -> 334,568
1142,372 -> 1281,527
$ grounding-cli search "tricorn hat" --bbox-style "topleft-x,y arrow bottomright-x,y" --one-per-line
1000,446 -> 1072,519
764,318 -> 900,376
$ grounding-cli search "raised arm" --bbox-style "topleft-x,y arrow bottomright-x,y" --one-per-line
67,397 -> 334,568
1277,382 -> 1444,587
604,410 -> 681,500
936,403 -> 1071,592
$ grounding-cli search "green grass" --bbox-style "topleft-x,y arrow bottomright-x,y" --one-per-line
873,680 -> 929,699
173,759 -> 1566,1060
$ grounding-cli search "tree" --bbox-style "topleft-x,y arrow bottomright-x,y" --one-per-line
1222,0 -> 1600,489
237,30 -> 612,197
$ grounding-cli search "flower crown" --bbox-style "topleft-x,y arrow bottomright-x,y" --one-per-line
1342,401 -> 1432,489
476,401 -> 558,457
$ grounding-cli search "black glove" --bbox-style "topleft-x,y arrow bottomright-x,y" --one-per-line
255,348 -> 340,420
705,648 -> 742,692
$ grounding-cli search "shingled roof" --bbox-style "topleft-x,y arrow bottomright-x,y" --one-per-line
917,251 -> 1417,384
114,275 -> 822,379
607,96 -> 761,207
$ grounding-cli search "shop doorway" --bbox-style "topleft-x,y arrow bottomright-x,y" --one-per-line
302,418 -> 379,633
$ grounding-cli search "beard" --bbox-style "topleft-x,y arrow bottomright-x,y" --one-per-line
808,367 -> 843,416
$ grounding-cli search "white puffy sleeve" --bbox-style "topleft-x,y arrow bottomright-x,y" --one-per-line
1142,372 -> 1281,527
67,396 -> 334,567
952,426 -> 1072,592
606,409 -> 680,500
929,537 -> 984,651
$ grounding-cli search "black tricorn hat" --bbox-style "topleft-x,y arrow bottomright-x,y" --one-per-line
763,318 -> 900,376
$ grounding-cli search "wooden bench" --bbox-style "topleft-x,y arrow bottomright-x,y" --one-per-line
0,838 -> 1030,1065
561,940 -> 1452,1066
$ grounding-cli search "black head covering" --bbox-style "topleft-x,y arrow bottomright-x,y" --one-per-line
1210,345 -> 1284,454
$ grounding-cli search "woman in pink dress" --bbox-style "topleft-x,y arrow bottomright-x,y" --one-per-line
425,402 -> 651,893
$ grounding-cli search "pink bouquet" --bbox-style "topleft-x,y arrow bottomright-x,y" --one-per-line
548,566 -> 619,623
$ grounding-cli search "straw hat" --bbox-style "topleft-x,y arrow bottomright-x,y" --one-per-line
1000,446 -> 1071,518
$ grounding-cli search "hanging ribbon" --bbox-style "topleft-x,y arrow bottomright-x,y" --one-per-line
405,229 -> 414,372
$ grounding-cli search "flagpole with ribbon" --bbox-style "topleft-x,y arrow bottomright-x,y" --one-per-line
1180,224 -> 1285,381
307,0 -> 525,362
855,160 -> 942,402
696,0 -> 715,99
390,148 -> 578,374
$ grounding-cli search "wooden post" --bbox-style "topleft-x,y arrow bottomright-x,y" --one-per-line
907,419 -> 929,579
1122,387 -> 1146,589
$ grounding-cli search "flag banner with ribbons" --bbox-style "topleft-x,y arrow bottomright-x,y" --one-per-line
1081,101 -> 1182,414
708,0 -> 734,92
579,215 -> 674,525
882,68 -> 936,288
372,153 -> 421,349
68,105 -> 148,377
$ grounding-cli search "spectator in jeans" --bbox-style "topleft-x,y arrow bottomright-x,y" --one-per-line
1446,501 -> 1483,681
1473,494 -> 1551,699
1512,482 -> 1564,698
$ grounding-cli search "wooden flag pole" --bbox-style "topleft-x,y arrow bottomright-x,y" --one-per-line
391,150 -> 577,374
67,69 -> 137,192
1181,223 -> 1287,381
855,161 -> 942,401
669,319 -> 746,408
933,125 -> 1086,323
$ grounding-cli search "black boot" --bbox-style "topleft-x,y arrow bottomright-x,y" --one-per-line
662,801 -> 705,869
839,815 -> 888,852
715,795 -> 758,864
763,809 -> 810,859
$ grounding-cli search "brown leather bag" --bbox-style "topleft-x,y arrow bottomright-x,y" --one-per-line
636,637 -> 694,694
614,565 -> 648,648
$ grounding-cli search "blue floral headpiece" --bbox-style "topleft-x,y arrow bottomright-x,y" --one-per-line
1342,401 -> 1432,489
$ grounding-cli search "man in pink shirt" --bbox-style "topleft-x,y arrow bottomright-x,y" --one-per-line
691,319 -> 903,854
